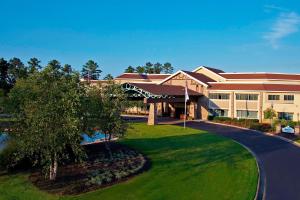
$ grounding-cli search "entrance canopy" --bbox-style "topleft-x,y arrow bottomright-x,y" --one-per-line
123,83 -> 201,99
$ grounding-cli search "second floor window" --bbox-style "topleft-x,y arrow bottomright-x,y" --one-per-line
209,93 -> 230,100
284,95 -> 294,101
268,95 -> 280,101
236,94 -> 258,101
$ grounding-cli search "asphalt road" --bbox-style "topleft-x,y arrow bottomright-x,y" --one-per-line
181,121 -> 300,200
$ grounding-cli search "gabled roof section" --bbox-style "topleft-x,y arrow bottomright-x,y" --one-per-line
182,71 -> 216,85
158,70 -> 214,87
115,73 -> 171,80
193,66 -> 225,74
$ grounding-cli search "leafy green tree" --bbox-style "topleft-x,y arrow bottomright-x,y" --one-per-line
0,58 -> 12,94
264,107 -> 277,125
27,58 -> 42,74
9,57 -> 28,81
82,60 -> 102,80
125,66 -> 135,73
7,67 -> 85,180
153,62 -> 162,74
104,74 -> 114,80
144,62 -> 154,74
99,82 -> 128,157
162,62 -> 174,74
136,66 -> 145,74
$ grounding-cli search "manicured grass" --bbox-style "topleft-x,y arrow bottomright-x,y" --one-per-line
0,123 -> 258,200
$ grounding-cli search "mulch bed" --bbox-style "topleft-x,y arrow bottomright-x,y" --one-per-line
29,142 -> 150,195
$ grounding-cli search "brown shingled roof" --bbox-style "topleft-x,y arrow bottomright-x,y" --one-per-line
220,73 -> 300,80
182,71 -> 216,84
130,83 -> 201,96
209,83 -> 300,91
203,66 -> 225,74
116,73 -> 170,80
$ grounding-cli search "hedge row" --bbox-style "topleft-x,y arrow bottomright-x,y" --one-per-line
208,116 -> 273,132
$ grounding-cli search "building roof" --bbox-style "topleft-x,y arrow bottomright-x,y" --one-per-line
182,71 -> 216,84
192,66 -> 225,74
129,83 -> 201,96
203,66 -> 225,74
115,73 -> 171,80
219,73 -> 300,80
209,83 -> 300,91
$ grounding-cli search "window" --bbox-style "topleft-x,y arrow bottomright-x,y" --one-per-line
209,109 -> 228,117
278,112 -> 293,120
236,110 -> 258,119
236,94 -> 258,101
209,93 -> 230,100
284,95 -> 294,101
268,95 -> 280,101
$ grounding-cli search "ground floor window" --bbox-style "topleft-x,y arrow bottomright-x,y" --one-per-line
209,109 -> 228,117
236,110 -> 258,119
278,112 -> 293,120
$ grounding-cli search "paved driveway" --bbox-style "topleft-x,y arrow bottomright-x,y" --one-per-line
179,121 -> 300,200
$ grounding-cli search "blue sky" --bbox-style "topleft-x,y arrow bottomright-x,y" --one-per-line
1,0 -> 300,76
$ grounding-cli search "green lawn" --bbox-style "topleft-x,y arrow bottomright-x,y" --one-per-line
0,123 -> 258,200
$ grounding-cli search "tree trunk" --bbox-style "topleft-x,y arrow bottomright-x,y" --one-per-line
104,136 -> 113,160
49,155 -> 58,181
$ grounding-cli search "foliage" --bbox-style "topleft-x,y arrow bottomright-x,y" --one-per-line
208,116 -> 275,131
124,62 -> 174,74
264,107 -> 277,120
124,66 -> 135,73
103,74 -> 114,80
81,60 -> 102,80
0,58 -> 12,94
6,66 -> 86,180
162,62 -> 174,74
28,58 -> 42,74
9,57 -> 28,81
99,83 -> 128,140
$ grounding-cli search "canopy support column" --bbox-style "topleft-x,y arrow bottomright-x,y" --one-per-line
148,103 -> 157,125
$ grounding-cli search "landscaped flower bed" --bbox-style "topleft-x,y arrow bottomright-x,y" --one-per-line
29,142 -> 149,195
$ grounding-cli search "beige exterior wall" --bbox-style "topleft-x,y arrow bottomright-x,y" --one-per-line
262,92 -> 300,122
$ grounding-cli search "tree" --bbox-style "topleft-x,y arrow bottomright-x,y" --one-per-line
63,64 -> 72,75
124,66 -> 135,73
9,57 -> 28,81
99,82 -> 128,157
7,67 -> 85,180
136,66 -> 145,74
153,62 -> 162,74
82,60 -> 102,80
162,62 -> 174,74
28,58 -> 42,74
144,62 -> 154,74
0,58 -> 12,94
264,107 -> 277,125
104,74 -> 114,80
47,59 -> 61,71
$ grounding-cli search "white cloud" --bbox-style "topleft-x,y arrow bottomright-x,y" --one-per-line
264,4 -> 288,12
264,12 -> 300,49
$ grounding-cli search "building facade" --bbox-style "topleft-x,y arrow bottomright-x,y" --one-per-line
114,66 -> 300,124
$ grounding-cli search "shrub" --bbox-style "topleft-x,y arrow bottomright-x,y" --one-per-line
250,123 -> 272,132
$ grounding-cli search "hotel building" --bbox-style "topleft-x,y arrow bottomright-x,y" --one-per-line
113,66 -> 300,125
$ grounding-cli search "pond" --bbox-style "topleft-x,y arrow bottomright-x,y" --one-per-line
0,133 -> 8,151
